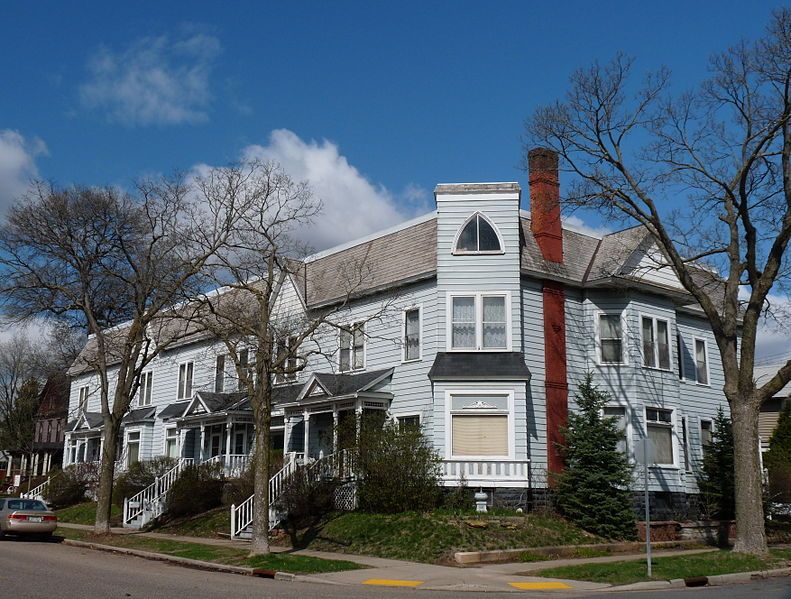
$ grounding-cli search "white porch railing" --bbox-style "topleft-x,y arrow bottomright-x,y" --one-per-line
231,452 -> 301,539
441,459 -> 531,487
122,457 -> 194,528
21,475 -> 53,500
201,454 -> 251,478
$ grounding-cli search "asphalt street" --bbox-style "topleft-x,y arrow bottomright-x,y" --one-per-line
1,536 -> 789,599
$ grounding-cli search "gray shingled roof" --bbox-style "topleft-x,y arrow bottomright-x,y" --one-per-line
122,407 -> 157,424
428,352 -> 531,380
66,411 -> 103,432
585,226 -> 648,281
196,391 -> 247,413
159,401 -> 190,420
294,218 -> 437,308
311,369 -> 393,396
520,217 -> 601,282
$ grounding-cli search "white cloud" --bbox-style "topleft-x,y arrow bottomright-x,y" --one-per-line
231,129 -> 424,249
756,293 -> 791,363
562,214 -> 611,238
79,33 -> 221,126
0,130 -> 47,212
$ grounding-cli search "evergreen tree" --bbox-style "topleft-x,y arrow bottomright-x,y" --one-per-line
697,408 -> 735,519
765,402 -> 791,502
554,374 -> 636,540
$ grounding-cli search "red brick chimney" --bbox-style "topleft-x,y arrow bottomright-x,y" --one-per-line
528,148 -> 568,476
528,148 -> 563,263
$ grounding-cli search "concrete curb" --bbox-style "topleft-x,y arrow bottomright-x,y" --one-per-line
60,538 -> 296,581
602,566 -> 791,591
455,540 -> 704,564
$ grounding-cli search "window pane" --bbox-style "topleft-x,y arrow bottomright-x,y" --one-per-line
601,339 -> 622,363
642,317 -> 656,368
477,216 -> 501,251
482,296 -> 505,322
452,415 -> 508,456
215,355 -> 225,392
603,406 -> 627,453
185,363 -> 193,397
701,421 -> 712,446
648,424 -> 673,464
482,323 -> 507,348
456,219 -> 478,251
452,296 -> 475,322
695,340 -> 708,384
405,309 -> 420,360
339,348 -> 351,371
657,321 -> 670,369
599,314 -> 621,339
452,324 -> 476,349
398,416 -> 420,431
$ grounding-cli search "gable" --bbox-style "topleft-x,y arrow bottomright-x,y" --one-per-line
273,274 -> 307,320
622,242 -> 684,290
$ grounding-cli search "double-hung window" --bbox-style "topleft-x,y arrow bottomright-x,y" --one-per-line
598,313 -> 624,364
177,362 -> 194,400
164,428 -> 178,458
403,308 -> 421,361
126,431 -> 141,466
450,293 -> 509,351
214,355 -> 225,393
694,338 -> 709,385
138,371 -> 153,406
646,407 -> 674,466
276,337 -> 299,383
339,324 -> 365,372
78,386 -> 89,412
700,419 -> 713,447
641,316 -> 670,369
449,393 -> 511,457
603,406 -> 628,453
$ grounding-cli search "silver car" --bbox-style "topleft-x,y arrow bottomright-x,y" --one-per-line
0,498 -> 57,538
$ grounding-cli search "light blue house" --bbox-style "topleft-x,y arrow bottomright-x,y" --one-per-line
61,149 -> 730,525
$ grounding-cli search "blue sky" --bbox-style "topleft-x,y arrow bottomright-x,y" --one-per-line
1,1 -> 789,354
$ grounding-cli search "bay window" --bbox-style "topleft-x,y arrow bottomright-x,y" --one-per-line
340,323 -> 365,372
126,431 -> 140,466
449,293 -> 510,351
449,393 -> 511,458
641,316 -> 670,369
598,313 -> 624,364
646,407 -> 674,466
164,428 -> 178,458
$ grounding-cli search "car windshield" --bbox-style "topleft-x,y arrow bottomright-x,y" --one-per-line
6,499 -> 47,511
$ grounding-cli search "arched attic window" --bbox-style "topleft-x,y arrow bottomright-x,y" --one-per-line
453,212 -> 503,254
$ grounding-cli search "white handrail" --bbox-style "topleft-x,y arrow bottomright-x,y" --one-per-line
21,476 -> 52,500
122,457 -> 194,527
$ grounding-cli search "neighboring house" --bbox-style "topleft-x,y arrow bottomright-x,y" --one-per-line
62,149 -> 732,518
31,374 -> 69,477
756,362 -> 791,452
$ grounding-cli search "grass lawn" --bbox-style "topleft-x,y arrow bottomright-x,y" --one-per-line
305,511 -> 598,564
55,526 -> 363,574
533,549 -> 791,585
56,502 -> 122,526
155,508 -> 230,538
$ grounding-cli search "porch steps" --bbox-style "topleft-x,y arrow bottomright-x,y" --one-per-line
122,457 -> 194,529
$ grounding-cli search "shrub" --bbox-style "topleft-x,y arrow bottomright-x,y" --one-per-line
441,472 -> 473,511
113,457 -> 177,507
46,466 -> 88,507
697,408 -> 735,520
355,416 -> 442,513
277,466 -> 340,533
165,463 -> 223,518
553,374 -> 636,540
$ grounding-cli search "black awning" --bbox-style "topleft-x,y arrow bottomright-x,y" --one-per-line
428,352 -> 531,381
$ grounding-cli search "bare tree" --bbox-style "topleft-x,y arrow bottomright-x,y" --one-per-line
187,161 -> 391,555
0,181 -> 238,533
523,10 -> 791,554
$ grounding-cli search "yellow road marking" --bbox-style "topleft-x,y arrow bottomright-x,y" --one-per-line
509,581 -> 572,590
363,579 -> 424,587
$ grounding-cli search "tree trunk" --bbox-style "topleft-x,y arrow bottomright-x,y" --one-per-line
730,400 -> 767,555
94,419 -> 120,535
249,391 -> 271,556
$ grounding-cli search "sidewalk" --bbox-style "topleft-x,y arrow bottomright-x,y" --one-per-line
53,523 -> 713,592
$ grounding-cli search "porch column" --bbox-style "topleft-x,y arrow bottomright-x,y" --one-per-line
21,454 -> 27,474
177,428 -> 184,459
99,436 -> 105,463
284,416 -> 292,453
6,454 -> 12,477
303,411 -> 310,459
225,419 -> 232,456
355,401 -> 364,441
33,453 -> 39,477
332,407 -> 339,453
45,453 -> 51,475
199,424 -> 206,462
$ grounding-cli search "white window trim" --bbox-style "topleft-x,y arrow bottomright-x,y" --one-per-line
446,291 -> 512,352
401,304 -> 423,363
395,413 -> 423,428
602,403 -> 633,456
137,371 -> 153,407
699,417 -> 713,448
214,355 -> 226,393
594,310 -> 628,366
444,389 -> 515,460
639,313 -> 672,372
338,322 -> 366,372
125,427 -> 142,462
162,425 -> 178,458
451,211 -> 506,256
692,336 -> 711,387
78,385 -> 90,412
644,405 -> 679,468
177,361 -> 195,400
